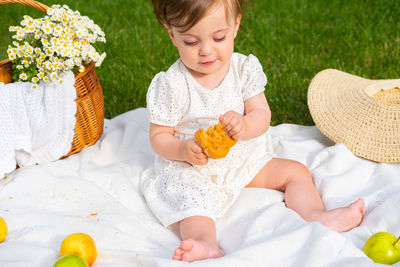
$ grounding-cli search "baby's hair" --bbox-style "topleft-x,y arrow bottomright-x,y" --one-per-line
152,0 -> 244,32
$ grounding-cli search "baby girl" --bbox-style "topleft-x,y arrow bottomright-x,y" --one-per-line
141,0 -> 365,262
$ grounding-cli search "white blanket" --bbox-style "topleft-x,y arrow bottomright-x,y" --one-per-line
0,108 -> 399,267
0,72 -> 76,178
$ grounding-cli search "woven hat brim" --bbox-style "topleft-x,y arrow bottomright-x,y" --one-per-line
307,69 -> 400,163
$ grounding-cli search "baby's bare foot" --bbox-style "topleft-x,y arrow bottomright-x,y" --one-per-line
316,198 -> 365,232
172,238 -> 224,262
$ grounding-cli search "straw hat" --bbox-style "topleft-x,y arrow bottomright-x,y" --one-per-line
307,69 -> 400,163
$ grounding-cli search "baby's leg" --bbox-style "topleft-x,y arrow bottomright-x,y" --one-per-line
246,158 -> 365,232
173,216 -> 224,262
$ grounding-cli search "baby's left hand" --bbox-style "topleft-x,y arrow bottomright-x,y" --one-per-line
219,111 -> 246,140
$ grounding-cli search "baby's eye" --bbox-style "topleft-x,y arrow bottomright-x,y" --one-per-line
214,36 -> 226,42
184,40 -> 198,46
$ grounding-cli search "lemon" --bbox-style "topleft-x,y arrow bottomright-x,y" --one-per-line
59,233 -> 97,266
0,217 -> 7,242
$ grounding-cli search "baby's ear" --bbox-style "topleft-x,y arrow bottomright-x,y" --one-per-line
164,24 -> 178,47
234,14 -> 242,38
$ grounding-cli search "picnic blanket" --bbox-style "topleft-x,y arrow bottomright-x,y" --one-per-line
0,107 -> 399,267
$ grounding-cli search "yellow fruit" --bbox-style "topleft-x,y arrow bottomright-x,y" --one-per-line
59,233 -> 97,266
0,217 -> 7,242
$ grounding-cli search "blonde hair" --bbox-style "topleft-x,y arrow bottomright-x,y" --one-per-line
152,0 -> 244,32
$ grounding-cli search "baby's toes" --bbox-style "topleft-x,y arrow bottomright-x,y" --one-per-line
180,239 -> 195,252
350,199 -> 365,215
172,248 -> 184,260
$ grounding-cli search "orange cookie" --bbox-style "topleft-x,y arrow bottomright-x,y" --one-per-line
194,123 -> 237,159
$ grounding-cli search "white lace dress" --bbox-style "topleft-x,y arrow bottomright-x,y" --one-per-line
141,53 -> 274,226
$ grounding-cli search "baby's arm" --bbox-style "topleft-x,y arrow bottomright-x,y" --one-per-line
220,92 -> 271,140
149,123 -> 208,165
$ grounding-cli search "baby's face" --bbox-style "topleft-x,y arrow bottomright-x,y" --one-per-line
167,4 -> 241,80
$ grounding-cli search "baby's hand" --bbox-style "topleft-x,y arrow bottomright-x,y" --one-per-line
181,138 -> 208,165
219,111 -> 246,140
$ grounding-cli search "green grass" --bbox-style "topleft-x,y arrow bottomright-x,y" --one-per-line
0,0 -> 399,125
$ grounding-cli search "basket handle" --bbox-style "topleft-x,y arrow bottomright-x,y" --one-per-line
0,0 -> 49,13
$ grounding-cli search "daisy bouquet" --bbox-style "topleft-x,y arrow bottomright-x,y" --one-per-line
6,4 -> 106,88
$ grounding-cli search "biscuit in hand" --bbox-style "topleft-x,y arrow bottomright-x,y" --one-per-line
194,123 -> 237,159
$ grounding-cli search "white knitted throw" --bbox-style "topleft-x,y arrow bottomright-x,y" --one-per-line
0,71 -> 76,177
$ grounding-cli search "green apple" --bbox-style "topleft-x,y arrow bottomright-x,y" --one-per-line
362,232 -> 400,265
53,255 -> 89,267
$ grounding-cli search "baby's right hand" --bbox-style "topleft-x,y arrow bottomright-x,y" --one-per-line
181,138 -> 208,165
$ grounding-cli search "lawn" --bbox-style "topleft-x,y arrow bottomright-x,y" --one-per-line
0,0 -> 399,125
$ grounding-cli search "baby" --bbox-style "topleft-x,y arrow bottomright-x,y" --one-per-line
141,0 -> 365,262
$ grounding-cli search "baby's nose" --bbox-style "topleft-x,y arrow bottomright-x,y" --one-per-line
199,41 -> 212,56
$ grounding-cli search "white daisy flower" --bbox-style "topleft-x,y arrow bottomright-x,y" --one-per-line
8,4 -> 106,85
19,73 -> 27,80
50,72 -> 58,80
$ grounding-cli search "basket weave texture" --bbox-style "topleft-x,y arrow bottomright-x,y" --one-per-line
0,0 -> 104,158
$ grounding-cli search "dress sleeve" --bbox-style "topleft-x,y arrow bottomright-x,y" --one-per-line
240,54 -> 268,101
146,72 -> 183,126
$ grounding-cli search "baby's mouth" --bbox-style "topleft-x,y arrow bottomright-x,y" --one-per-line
200,60 -> 216,66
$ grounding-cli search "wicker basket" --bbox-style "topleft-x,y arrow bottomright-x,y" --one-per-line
0,0 -> 104,158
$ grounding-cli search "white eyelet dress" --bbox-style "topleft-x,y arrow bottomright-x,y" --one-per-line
141,53 -> 274,226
